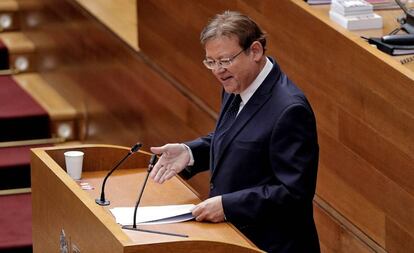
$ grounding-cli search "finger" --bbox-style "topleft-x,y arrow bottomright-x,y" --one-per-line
192,208 -> 204,221
158,163 -> 170,184
158,164 -> 173,183
195,212 -> 206,222
153,166 -> 167,183
191,205 -> 201,216
161,169 -> 176,183
154,167 -> 166,183
150,152 -> 168,179
150,145 -> 167,154
150,160 -> 163,179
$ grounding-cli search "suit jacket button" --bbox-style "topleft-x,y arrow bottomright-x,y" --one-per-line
210,183 -> 214,190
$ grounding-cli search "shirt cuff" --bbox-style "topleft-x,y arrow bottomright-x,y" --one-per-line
182,144 -> 194,166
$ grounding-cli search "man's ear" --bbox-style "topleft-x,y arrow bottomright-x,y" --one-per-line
250,41 -> 264,61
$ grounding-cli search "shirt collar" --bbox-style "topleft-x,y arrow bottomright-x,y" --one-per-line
240,57 -> 273,105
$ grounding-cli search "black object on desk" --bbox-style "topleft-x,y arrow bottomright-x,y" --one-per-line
366,37 -> 414,55
382,34 -> 414,45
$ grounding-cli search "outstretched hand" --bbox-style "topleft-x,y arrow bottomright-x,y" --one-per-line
150,144 -> 190,183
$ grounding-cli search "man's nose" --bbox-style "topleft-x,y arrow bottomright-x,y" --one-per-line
212,65 -> 226,74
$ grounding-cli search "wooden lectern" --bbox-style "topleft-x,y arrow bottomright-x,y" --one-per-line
31,144 -> 262,253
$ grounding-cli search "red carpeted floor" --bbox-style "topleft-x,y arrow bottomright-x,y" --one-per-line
0,145 -> 48,190
0,193 -> 32,251
0,40 -> 50,253
0,76 -> 51,142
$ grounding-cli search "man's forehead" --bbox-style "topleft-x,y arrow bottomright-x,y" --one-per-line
204,35 -> 241,57
204,34 -> 239,47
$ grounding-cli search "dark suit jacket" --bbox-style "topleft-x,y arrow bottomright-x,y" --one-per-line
184,58 -> 320,253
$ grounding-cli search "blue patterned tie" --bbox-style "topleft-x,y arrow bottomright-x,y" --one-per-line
213,94 -> 242,160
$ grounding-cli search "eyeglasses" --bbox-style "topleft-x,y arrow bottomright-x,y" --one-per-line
203,48 -> 246,70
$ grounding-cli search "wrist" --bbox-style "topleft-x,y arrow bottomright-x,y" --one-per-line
181,144 -> 194,166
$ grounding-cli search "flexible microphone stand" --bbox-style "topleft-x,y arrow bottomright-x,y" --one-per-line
395,0 -> 414,34
122,154 -> 188,238
95,143 -> 142,206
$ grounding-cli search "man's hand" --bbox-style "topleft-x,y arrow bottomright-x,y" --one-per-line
191,196 -> 225,223
150,144 -> 190,183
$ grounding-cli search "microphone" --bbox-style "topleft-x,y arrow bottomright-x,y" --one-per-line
95,143 -> 142,206
122,154 -> 188,238
395,0 -> 414,34
129,154 -> 157,229
382,34 -> 414,45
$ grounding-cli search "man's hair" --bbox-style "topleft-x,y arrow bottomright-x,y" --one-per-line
200,11 -> 266,52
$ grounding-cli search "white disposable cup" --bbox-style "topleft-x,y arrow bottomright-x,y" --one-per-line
64,151 -> 84,180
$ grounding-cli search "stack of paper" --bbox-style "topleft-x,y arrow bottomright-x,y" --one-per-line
329,0 -> 383,30
365,0 -> 400,10
305,0 -> 400,8
331,0 -> 373,14
110,204 -> 195,226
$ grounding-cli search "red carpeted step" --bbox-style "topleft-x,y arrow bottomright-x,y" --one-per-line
0,39 -> 9,70
0,193 -> 32,252
0,76 -> 50,142
0,145 -> 48,190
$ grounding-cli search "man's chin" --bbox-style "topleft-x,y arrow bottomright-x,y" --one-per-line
222,83 -> 238,94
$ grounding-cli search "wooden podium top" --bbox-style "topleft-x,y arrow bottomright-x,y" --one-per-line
31,144 -> 262,253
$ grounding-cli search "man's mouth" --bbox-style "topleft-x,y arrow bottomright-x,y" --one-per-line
220,76 -> 233,82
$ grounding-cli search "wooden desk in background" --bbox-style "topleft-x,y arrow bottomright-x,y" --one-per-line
310,3 -> 414,70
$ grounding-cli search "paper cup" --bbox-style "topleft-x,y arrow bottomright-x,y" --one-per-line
64,151 -> 84,180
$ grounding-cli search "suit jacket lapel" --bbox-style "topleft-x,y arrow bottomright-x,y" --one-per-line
211,60 -> 281,179
211,93 -> 234,169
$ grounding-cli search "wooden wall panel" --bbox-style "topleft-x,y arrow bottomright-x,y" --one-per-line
316,164 -> 385,246
137,0 -> 414,252
138,0 -> 239,112
17,0 -> 217,199
18,0 -> 216,149
296,74 -> 340,138
319,130 -> 414,238
386,217 -> 414,253
314,204 -> 375,253
339,108 -> 414,196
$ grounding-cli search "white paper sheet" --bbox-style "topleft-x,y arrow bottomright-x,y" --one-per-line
110,204 -> 195,226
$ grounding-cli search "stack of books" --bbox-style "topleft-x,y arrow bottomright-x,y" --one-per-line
306,0 -> 400,8
365,0 -> 400,10
329,0 -> 383,30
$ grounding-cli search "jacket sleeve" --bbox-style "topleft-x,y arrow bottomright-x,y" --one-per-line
180,132 -> 214,179
222,103 -> 319,224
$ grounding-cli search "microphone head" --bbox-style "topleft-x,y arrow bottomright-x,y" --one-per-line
149,154 -> 158,166
130,143 -> 143,153
147,154 -> 158,172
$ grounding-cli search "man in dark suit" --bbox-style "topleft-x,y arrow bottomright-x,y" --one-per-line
150,11 -> 320,253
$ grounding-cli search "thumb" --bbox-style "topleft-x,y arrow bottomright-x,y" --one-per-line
150,145 -> 167,154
